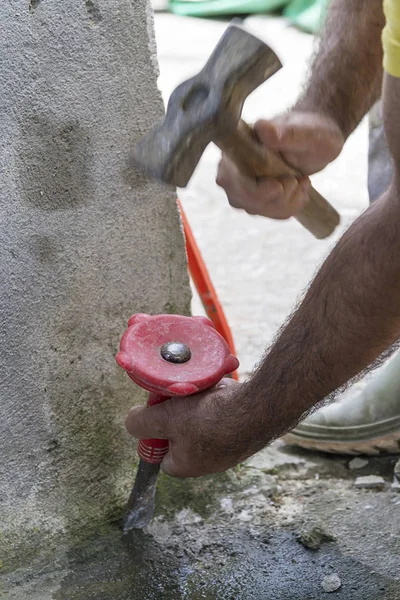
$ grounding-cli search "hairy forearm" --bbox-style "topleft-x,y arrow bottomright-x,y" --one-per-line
246,186 -> 400,445
295,0 -> 385,138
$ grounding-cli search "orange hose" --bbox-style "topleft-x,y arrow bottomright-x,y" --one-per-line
177,199 -> 239,381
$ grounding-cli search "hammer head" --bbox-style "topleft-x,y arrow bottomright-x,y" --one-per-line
130,22 -> 282,187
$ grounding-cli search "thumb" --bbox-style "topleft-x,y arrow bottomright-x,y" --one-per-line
253,119 -> 281,148
255,116 -> 315,153
161,448 -> 198,479
125,404 -> 169,440
160,452 -> 181,478
256,113 -> 344,153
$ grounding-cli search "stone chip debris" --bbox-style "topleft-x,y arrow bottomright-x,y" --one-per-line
296,523 -> 336,550
321,573 -> 342,593
354,475 -> 385,490
348,458 -> 368,470
391,478 -> 400,492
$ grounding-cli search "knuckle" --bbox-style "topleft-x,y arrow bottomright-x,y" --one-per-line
125,407 -> 143,436
163,462 -> 184,478
283,152 -> 302,168
163,451 -> 203,479
216,160 -> 232,188
245,207 -> 259,216
292,193 -> 308,214
261,191 -> 282,210
257,178 -> 283,199
280,174 -> 298,185
227,195 -> 244,209
281,177 -> 300,197
282,125 -> 296,143
216,171 -> 226,188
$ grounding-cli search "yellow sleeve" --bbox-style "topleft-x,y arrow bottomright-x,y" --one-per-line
383,0 -> 400,77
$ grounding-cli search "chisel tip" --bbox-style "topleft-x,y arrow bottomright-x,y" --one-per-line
123,460 -> 161,533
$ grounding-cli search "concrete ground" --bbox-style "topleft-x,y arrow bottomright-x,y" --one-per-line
3,9 -> 400,600
6,445 -> 400,599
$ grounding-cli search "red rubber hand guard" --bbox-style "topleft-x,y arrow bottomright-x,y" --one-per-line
116,314 -> 239,464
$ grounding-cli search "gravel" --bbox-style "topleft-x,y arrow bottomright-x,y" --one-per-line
321,573 -> 342,593
354,475 -> 385,490
348,458 -> 369,471
391,478 -> 400,492
296,523 -> 336,550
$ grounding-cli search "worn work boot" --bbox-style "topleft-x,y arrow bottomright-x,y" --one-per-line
284,352 -> 400,455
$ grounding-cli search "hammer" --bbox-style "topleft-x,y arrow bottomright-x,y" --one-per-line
131,21 -> 340,239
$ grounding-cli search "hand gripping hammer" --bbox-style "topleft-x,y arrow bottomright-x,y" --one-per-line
116,313 -> 239,531
130,21 -> 340,240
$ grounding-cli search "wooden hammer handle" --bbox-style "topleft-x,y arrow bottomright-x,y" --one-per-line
215,120 -> 340,239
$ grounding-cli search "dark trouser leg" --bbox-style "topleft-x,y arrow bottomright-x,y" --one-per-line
368,100 -> 394,203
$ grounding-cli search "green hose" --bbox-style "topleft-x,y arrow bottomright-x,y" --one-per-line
168,0 -> 329,34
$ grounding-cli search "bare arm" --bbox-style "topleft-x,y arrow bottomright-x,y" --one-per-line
231,72 -> 400,452
295,0 -> 385,139
247,181 -> 400,442
126,72 -> 400,478
126,158 -> 400,476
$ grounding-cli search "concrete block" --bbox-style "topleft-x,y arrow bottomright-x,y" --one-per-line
0,0 -> 190,573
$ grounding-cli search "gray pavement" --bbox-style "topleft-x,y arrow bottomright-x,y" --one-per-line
5,445 -> 400,599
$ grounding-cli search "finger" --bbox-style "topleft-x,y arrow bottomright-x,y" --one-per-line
253,175 -> 295,217
230,180 -> 282,213
255,114 -> 344,174
225,173 -> 283,212
125,404 -> 169,440
227,174 -> 309,219
217,158 -> 269,211
299,175 -> 312,194
216,157 -> 257,195
161,450 -> 205,479
216,156 -> 238,189
255,117 -> 314,154
255,115 -> 333,153
274,175 -> 310,218
254,175 -> 309,219
161,452 -> 185,478
217,153 -> 307,219
280,175 -> 310,216
253,119 -> 281,147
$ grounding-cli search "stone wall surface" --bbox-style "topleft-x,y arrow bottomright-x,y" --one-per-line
0,0 -> 190,573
